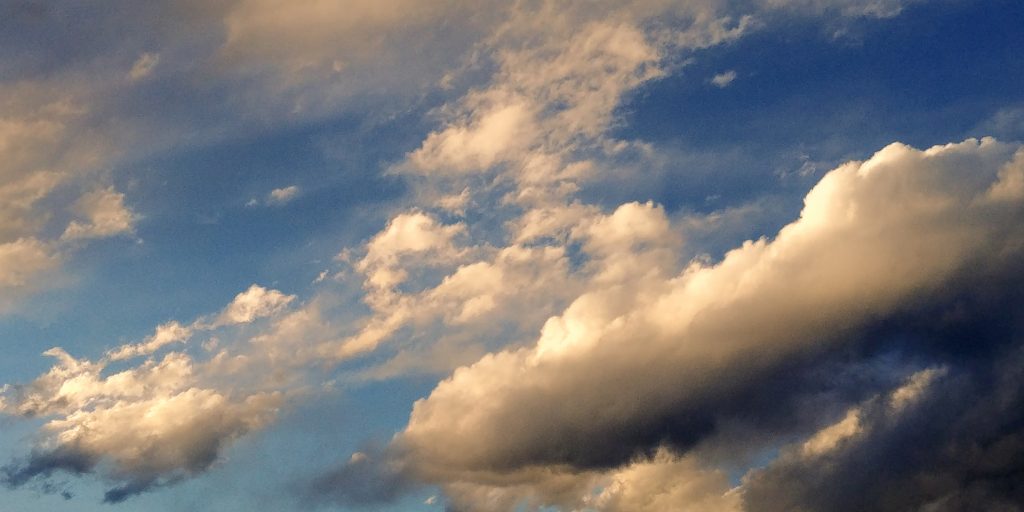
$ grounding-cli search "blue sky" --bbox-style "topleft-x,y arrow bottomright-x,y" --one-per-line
2,1 -> 1024,511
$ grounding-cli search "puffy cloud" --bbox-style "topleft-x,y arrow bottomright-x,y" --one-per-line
312,0 -> 755,382
401,0 -> 752,211
423,447 -> 742,512
362,212 -> 464,262
214,284 -> 297,326
5,385 -> 282,503
355,212 -> 467,293
388,138 -> 1024,508
404,17 -> 667,184
711,70 -> 738,87
587,450 -> 741,512
410,101 -> 536,174
282,3 -> 1022,506
0,284 -> 298,500
268,185 -> 300,204
318,218 -> 578,371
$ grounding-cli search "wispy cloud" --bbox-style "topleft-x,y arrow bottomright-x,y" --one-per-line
127,53 -> 159,81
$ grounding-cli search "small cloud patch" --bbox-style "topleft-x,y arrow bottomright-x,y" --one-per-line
711,70 -> 737,88
127,53 -> 159,81
268,185 -> 300,205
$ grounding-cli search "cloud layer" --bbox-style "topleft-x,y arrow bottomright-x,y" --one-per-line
5,2 -> 1024,511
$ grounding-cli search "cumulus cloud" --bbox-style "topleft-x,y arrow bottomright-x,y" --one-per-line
268,185 -> 300,204
282,3 -> 1024,507
303,0 -> 756,383
0,284 -> 298,500
6,1 -> 1013,509
405,13 -> 667,184
356,212 -> 466,291
380,138 -> 1024,509
213,284 -> 297,326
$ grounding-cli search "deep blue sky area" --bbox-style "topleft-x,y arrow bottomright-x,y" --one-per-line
631,0 -> 1024,149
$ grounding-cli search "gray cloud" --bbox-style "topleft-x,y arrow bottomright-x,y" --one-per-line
743,341 -> 1024,512
299,446 -> 419,509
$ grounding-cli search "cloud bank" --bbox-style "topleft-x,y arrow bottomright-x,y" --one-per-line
386,138 -> 1024,510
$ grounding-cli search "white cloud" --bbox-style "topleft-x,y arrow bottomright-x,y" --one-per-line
214,284 -> 297,326
107,322 -> 193,362
356,212 -> 466,292
403,17 -> 668,195
711,70 -> 738,88
311,4 -> 756,382
268,185 -> 300,204
0,284 -> 299,497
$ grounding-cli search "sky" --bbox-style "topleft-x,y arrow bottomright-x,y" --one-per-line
1,0 -> 1023,511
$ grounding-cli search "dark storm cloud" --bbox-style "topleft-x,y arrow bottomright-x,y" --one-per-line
737,260 -> 1024,512
743,343 -> 1024,512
